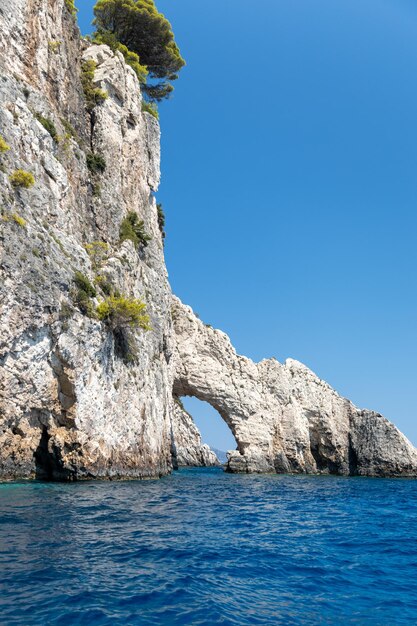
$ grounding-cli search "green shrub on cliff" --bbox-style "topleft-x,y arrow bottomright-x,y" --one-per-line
64,0 -> 77,17
119,211 -> 152,248
34,113 -> 58,141
93,0 -> 185,101
74,290 -> 96,317
86,152 -> 106,174
73,271 -> 97,317
85,241 -> 110,270
81,59 -> 108,112
60,117 -> 77,139
95,274 -> 118,297
10,170 -> 35,188
141,101 -> 159,120
96,295 -> 151,331
0,135 -> 10,153
48,40 -> 62,54
74,271 -> 97,298
11,213 -> 26,227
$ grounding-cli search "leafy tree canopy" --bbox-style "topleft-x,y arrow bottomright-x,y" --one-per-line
93,0 -> 185,100
93,30 -> 148,84
119,211 -> 152,247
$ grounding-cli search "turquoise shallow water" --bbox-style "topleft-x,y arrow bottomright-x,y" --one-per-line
1,468 -> 417,625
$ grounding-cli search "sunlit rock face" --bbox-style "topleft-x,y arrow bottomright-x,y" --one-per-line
172,297 -> 417,477
1,0 -> 416,481
0,0 -> 173,480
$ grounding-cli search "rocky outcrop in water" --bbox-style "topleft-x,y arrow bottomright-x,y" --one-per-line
172,298 -> 417,477
1,0 -> 416,480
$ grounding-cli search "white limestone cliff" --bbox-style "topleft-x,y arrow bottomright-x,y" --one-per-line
172,297 -> 417,477
1,0 -> 416,480
0,0 -> 174,479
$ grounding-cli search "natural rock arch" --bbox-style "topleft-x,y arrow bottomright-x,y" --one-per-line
172,297 -> 417,476
172,306 -> 271,471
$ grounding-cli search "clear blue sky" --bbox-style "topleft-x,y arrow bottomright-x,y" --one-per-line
77,0 -> 417,452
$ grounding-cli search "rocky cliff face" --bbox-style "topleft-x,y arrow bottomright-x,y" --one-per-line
1,0 -> 416,480
172,298 -> 417,477
0,0 -> 173,479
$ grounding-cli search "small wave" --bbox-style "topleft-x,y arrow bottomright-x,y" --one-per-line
1,472 -> 417,625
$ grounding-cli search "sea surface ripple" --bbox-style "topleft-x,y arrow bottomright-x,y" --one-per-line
1,468 -> 417,625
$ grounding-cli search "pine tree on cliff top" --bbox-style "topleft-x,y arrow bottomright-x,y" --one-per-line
93,0 -> 185,101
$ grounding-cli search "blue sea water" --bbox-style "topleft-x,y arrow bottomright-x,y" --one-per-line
1,468 -> 417,625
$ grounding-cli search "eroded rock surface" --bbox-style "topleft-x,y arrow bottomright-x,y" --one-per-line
0,0 -> 173,480
1,0 -> 416,480
172,298 -> 417,477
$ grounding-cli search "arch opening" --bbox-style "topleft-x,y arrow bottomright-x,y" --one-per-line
171,395 -> 237,470
181,396 -> 237,461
